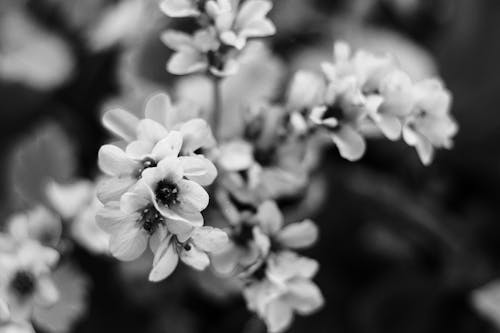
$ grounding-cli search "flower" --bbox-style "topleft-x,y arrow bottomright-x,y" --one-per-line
206,0 -> 276,50
243,251 -> 324,333
161,28 -> 238,76
402,79 -> 457,165
159,0 -> 203,18
97,130 -> 184,203
46,180 -> 110,255
212,200 -> 318,275
0,239 -> 59,327
102,92 -> 217,154
149,226 -> 228,281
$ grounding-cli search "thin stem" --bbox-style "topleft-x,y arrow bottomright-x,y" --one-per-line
211,75 -> 223,140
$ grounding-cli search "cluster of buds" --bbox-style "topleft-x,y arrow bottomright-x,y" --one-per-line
287,42 -> 458,164
160,0 -> 276,77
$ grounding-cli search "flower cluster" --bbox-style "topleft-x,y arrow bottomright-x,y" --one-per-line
96,92 -> 228,281
160,0 -> 276,76
0,209 -> 60,333
286,41 -> 458,164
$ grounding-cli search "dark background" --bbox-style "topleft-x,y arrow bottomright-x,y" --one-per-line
2,0 -> 500,332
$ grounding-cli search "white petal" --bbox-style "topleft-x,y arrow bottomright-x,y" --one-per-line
179,156 -> 217,186
190,226 -> 228,253
167,50 -> 207,75
218,140 -> 254,171
236,0 -> 272,28
179,244 -> 210,270
98,145 -> 139,176
331,125 -> 366,161
277,220 -> 318,249
136,119 -> 169,143
160,0 -> 200,17
151,131 -> 183,160
120,192 -> 149,214
239,19 -> 276,38
180,119 -> 216,154
144,92 -> 174,127
34,277 -> 59,306
264,300 -> 294,333
155,157 -> 184,183
256,201 -> 283,235
287,71 -> 324,111
95,202 -> 137,234
149,238 -> 179,281
125,140 -> 154,159
376,114 -> 402,140
109,224 -> 147,261
96,176 -> 136,203
284,279 -> 324,315
102,108 -> 139,142
177,179 -> 209,211
160,30 -> 195,50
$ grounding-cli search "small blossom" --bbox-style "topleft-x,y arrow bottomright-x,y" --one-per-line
212,200 -> 318,275
243,251 -> 324,333
97,131 -> 184,203
206,0 -> 276,50
161,28 -> 238,76
0,240 -> 59,326
149,226 -> 228,281
402,79 -> 457,165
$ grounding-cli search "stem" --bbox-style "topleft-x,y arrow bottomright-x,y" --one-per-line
211,75 -> 222,140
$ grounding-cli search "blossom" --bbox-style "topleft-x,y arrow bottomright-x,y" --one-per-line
0,240 -> 59,327
149,226 -> 228,281
97,130 -> 184,203
206,0 -> 276,50
243,251 -> 324,333
161,28 -> 238,76
402,79 -> 457,165
102,92 -> 217,154
212,200 -> 318,275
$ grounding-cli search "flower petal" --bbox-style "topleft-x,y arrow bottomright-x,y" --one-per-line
218,140 -> 254,171
125,140 -> 154,159
144,92 -> 174,127
177,179 -> 209,212
151,131 -> 183,160
160,0 -> 200,17
264,299 -> 294,333
149,238 -> 179,281
109,224 -> 147,261
256,201 -> 283,235
34,277 -> 59,306
179,156 -> 217,186
96,202 -> 137,234
180,118 -> 216,154
98,145 -> 139,176
179,244 -> 210,270
102,108 -> 140,142
96,176 -> 136,203
190,226 -> 228,253
167,49 -> 208,75
331,125 -> 366,161
277,219 -> 318,249
136,119 -> 169,143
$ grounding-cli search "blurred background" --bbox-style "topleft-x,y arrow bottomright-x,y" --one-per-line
2,0 -> 500,332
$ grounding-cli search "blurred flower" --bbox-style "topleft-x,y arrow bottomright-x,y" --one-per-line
402,79 -> 457,165
206,0 -> 276,50
46,180 -> 109,255
243,251 -> 323,333
149,226 -> 228,281
212,200 -> 318,275
6,206 -> 62,248
0,9 -> 74,90
0,239 -> 59,328
472,280 -> 500,331
160,0 -> 202,17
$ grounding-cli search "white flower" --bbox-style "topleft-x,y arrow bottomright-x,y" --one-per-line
212,200 -> 318,275
159,0 -> 202,18
46,180 -> 110,255
102,92 -> 217,154
96,182 -> 169,261
139,157 -> 212,238
402,79 -> 457,165
97,131 -> 184,203
206,0 -> 276,50
149,226 -> 228,281
6,207 -> 61,248
0,240 -> 59,325
161,28 -> 238,76
243,251 -> 324,333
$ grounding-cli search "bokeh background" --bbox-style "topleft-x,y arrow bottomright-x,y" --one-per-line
2,0 -> 500,332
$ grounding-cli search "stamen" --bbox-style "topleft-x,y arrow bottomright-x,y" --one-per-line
155,180 -> 180,207
140,205 -> 165,235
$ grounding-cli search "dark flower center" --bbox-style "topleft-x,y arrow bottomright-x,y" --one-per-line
155,180 -> 180,207
232,222 -> 255,248
323,104 -> 344,124
140,205 -> 165,235
251,262 -> 267,281
10,270 -> 36,297
134,157 -> 157,178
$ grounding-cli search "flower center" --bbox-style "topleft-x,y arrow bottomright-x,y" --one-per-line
134,157 -> 157,178
323,104 -> 344,124
155,180 -> 180,207
232,222 -> 255,248
140,205 -> 165,235
10,270 -> 36,298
